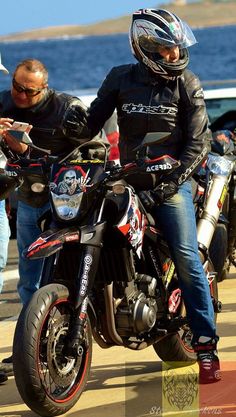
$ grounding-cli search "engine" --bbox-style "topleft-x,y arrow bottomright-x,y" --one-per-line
114,274 -> 161,337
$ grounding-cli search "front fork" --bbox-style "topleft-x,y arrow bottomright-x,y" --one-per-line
64,222 -> 105,357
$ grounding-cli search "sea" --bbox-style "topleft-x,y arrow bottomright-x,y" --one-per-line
0,24 -> 235,96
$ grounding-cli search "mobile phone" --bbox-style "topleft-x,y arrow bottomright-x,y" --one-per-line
12,121 -> 29,132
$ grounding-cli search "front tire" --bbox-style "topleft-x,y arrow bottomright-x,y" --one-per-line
153,260 -> 218,364
13,283 -> 92,417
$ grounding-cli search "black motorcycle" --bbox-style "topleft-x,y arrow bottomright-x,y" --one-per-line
199,128 -> 236,282
0,133 -> 220,416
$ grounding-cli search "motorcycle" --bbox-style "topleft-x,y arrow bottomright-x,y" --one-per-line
201,129 -> 236,282
0,133 -> 220,416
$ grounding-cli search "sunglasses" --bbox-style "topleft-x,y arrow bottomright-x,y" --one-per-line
12,78 -> 45,97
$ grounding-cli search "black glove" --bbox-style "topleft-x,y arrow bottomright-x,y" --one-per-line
153,180 -> 179,204
63,105 -> 88,137
139,190 -> 156,210
139,180 -> 178,210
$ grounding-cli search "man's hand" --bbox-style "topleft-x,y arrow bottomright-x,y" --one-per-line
139,190 -> 156,210
153,180 -> 179,204
0,117 -> 14,131
2,130 -> 29,154
0,118 -> 32,154
139,180 -> 178,210
63,105 -> 88,137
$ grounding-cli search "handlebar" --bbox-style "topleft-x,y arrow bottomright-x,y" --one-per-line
1,134 -> 180,191
108,155 -> 180,183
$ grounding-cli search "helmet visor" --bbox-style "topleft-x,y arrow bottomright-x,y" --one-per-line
137,20 -> 197,52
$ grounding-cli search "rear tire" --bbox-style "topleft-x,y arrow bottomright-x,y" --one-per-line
153,260 -> 218,364
13,283 -> 92,417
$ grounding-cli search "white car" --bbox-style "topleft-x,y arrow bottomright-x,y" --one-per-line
204,87 -> 236,129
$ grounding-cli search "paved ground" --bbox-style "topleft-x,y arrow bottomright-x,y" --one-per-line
0,240 -> 236,416
0,239 -> 20,322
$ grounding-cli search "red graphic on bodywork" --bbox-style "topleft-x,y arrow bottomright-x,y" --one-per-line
27,240 -> 62,257
28,237 -> 47,252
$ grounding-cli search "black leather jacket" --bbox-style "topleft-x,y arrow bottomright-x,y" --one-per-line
0,89 -> 90,206
88,63 -> 211,186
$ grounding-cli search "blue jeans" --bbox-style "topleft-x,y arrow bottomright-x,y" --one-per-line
17,200 -> 50,305
0,200 -> 10,293
154,180 -> 217,344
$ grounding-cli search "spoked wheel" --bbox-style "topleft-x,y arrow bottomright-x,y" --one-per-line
153,260 -> 219,364
13,284 -> 92,417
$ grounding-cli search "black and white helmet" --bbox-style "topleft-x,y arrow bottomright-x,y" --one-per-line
130,9 -> 197,77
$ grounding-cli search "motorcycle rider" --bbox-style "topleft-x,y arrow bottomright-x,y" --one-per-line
87,9 -> 221,383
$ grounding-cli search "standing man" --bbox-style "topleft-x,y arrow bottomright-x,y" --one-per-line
0,54 -> 13,384
0,58 -> 91,368
88,9 -> 220,384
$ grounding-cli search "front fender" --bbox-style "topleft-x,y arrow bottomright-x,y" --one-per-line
23,221 -> 107,260
23,227 -> 80,260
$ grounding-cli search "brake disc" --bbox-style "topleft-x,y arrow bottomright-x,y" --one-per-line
45,314 -> 83,387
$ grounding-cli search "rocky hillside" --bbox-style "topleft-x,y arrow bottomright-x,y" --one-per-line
0,1 -> 236,41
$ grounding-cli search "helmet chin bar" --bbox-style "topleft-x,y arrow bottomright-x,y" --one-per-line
139,46 -> 189,78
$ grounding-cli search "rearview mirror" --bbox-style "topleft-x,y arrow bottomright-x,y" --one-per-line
7,131 -> 51,155
7,130 -> 33,144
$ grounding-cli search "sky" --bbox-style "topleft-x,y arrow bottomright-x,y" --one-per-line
1,0 -> 165,36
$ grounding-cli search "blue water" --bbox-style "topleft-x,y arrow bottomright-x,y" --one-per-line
0,25 -> 235,94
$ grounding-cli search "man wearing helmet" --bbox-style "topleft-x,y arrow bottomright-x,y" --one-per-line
88,9 -> 220,384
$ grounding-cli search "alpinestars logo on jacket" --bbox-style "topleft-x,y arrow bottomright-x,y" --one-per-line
122,103 -> 178,115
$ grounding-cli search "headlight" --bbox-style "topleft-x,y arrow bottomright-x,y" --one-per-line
112,183 -> 126,194
207,154 -> 234,176
51,192 -> 83,220
31,183 -> 46,193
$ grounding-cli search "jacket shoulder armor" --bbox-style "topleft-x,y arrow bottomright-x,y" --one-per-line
179,70 -> 204,103
181,69 -> 197,83
106,64 -> 136,83
53,90 -> 81,104
53,90 -> 88,111
110,63 -> 135,75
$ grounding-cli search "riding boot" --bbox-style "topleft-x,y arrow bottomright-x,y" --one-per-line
193,336 -> 221,384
